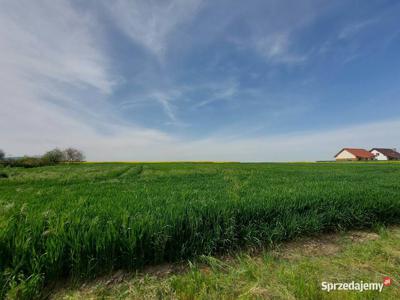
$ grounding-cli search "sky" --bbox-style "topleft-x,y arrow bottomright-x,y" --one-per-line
1,0 -> 400,161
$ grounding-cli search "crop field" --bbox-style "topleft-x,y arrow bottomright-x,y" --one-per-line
1,162 -> 400,298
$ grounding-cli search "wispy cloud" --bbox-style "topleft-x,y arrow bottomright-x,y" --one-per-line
253,32 -> 306,64
194,79 -> 239,108
317,17 -> 381,64
151,92 -> 179,123
116,79 -> 240,123
2,0 -> 399,162
0,0 -> 121,142
338,18 -> 379,40
108,0 -> 202,60
117,89 -> 184,125
0,0 -> 115,94
0,0 -> 127,154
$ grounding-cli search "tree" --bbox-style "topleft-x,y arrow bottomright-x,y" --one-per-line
0,149 -> 4,161
63,148 -> 85,162
42,148 -> 65,164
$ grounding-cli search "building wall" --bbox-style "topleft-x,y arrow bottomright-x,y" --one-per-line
370,150 -> 388,161
336,150 -> 357,160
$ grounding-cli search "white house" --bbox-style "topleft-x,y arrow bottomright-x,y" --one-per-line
370,148 -> 400,161
335,148 -> 375,161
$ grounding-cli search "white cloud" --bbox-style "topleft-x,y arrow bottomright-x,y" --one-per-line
253,32 -> 306,64
0,0 -> 120,156
117,88 -> 185,125
3,103 -> 399,162
1,1 -> 398,162
152,91 -> 179,123
194,78 -> 238,108
317,17 -> 380,64
0,0 -> 114,94
338,18 -> 378,40
108,0 -> 202,60
166,118 -> 400,162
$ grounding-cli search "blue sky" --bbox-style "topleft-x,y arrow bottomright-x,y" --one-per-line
1,0 -> 400,161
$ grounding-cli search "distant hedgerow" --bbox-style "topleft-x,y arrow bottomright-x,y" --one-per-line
1,147 -> 85,168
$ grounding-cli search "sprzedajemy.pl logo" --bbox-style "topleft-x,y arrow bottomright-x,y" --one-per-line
321,277 -> 392,293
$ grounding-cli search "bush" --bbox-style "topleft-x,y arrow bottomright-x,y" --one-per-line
63,148 -> 85,162
0,172 -> 8,178
42,149 -> 65,165
3,157 -> 46,168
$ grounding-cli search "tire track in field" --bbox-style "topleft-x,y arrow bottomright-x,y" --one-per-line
119,165 -> 144,178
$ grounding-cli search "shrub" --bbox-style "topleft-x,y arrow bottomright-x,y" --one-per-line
18,157 -> 43,168
3,157 -> 45,168
42,148 -> 65,165
0,172 -> 8,178
63,148 -> 85,162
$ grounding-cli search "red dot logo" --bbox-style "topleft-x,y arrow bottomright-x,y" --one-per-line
383,277 -> 392,287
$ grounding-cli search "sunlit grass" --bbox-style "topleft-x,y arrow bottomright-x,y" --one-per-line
53,227 -> 400,300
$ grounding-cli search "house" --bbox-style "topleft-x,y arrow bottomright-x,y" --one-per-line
334,148 -> 375,161
370,148 -> 400,161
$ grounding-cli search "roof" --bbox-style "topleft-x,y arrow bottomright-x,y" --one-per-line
335,148 -> 375,159
370,148 -> 400,159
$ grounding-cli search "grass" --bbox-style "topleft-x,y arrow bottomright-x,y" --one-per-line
52,226 -> 400,300
0,162 -> 400,298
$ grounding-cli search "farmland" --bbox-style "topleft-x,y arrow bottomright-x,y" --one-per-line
1,162 -> 400,298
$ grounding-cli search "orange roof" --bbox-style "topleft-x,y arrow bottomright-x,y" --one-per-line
335,148 -> 375,159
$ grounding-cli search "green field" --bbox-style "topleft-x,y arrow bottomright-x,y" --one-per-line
1,163 -> 400,298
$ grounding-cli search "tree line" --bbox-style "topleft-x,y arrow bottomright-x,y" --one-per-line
0,148 -> 85,168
